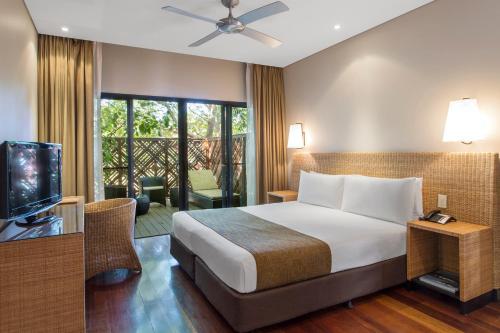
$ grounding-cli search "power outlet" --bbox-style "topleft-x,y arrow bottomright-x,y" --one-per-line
437,194 -> 447,209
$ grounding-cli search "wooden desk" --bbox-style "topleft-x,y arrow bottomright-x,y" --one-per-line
267,190 -> 298,204
407,220 -> 493,313
0,197 -> 85,332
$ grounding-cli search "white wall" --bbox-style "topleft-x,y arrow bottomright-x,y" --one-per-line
101,43 -> 246,102
0,0 -> 38,142
284,0 -> 500,155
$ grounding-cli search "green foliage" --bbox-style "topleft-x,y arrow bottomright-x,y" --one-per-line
187,103 -> 222,138
100,98 -> 248,165
101,99 -> 248,139
133,100 -> 178,138
232,107 -> 248,135
101,99 -> 128,137
101,100 -> 127,166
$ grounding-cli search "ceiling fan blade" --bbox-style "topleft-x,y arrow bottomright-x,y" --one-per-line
237,1 -> 289,25
162,6 -> 220,24
240,27 -> 282,48
189,30 -> 223,47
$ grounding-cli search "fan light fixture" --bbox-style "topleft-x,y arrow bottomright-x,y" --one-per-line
162,0 -> 289,48
442,98 -> 486,144
288,123 -> 305,149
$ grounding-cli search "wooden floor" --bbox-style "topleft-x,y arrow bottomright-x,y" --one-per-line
135,203 -> 201,239
135,205 -> 176,239
86,236 -> 500,333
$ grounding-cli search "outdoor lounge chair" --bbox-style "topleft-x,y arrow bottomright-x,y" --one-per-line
140,176 -> 166,205
188,169 -> 240,209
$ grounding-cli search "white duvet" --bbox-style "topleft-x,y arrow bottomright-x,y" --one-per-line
172,201 -> 406,293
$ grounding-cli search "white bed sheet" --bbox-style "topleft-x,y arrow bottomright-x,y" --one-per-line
172,201 -> 406,293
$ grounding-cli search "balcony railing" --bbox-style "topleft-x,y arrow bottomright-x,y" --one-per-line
102,135 -> 247,199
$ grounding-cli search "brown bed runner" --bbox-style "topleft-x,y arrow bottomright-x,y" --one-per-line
186,208 -> 332,291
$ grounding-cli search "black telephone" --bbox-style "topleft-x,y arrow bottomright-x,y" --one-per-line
420,210 -> 456,224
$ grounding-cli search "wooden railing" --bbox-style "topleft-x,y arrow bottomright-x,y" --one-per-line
102,135 -> 247,199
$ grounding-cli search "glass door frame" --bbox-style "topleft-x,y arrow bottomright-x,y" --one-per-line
100,92 -> 246,211
222,104 -> 233,208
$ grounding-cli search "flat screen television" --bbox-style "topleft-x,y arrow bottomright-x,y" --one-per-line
0,141 -> 62,225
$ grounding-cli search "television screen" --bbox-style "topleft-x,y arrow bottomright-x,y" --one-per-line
0,142 -> 62,221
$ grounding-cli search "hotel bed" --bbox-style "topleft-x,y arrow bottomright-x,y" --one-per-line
171,184 -> 411,332
171,171 -> 419,332
173,201 -> 406,293
169,152 -> 499,332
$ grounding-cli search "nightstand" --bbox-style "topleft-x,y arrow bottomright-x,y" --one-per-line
266,190 -> 298,204
407,220 -> 494,313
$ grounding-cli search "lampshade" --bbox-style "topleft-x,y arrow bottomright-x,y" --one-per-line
287,123 -> 305,149
442,99 -> 485,143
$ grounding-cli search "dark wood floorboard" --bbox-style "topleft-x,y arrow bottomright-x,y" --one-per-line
86,236 -> 500,333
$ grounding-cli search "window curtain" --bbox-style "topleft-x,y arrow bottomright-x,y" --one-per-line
38,35 -> 95,202
93,43 -> 104,201
252,64 -> 288,204
245,64 -> 257,206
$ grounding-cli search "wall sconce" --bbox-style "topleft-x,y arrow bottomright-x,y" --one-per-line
442,98 -> 486,144
287,123 -> 305,149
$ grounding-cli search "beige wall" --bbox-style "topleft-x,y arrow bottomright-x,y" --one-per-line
284,0 -> 500,155
102,43 -> 246,102
0,0 -> 38,142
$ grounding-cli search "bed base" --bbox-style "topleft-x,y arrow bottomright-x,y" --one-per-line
170,236 -> 406,332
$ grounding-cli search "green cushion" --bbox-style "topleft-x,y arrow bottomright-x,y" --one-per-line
194,189 -> 240,200
142,186 -> 164,191
188,169 -> 219,191
194,189 -> 223,199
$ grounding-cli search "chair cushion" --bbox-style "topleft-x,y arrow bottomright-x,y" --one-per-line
189,169 -> 219,191
194,189 -> 240,200
142,186 -> 164,191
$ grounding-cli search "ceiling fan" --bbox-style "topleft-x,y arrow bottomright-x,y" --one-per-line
162,0 -> 289,48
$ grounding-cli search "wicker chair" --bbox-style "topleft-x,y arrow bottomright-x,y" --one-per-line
84,198 -> 142,280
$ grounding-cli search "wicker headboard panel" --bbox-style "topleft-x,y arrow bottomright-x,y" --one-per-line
291,152 -> 500,289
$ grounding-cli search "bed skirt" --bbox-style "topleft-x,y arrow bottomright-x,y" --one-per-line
170,236 -> 406,332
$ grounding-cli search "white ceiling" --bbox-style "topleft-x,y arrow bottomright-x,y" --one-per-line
24,0 -> 433,67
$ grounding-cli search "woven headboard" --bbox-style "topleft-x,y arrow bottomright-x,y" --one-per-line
291,152 -> 500,289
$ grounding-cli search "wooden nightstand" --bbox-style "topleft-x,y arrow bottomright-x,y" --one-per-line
407,220 -> 494,313
267,190 -> 298,204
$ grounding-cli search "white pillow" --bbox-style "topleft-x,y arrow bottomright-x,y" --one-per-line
310,172 -> 423,216
344,175 -> 423,218
341,175 -> 417,225
298,170 -> 344,209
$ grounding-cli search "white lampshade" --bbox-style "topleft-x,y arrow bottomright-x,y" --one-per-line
287,123 -> 305,149
442,99 -> 486,143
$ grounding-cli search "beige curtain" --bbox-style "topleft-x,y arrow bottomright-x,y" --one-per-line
252,64 -> 288,204
93,43 -> 104,201
38,35 -> 95,202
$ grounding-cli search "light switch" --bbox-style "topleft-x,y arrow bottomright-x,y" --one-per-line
437,194 -> 447,209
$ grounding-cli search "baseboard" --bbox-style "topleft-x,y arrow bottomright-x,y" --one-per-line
460,290 -> 496,314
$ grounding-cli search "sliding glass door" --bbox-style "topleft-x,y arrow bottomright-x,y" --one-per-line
132,99 -> 179,200
100,98 -> 129,199
231,106 -> 248,207
100,94 -> 247,237
186,102 -> 229,210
